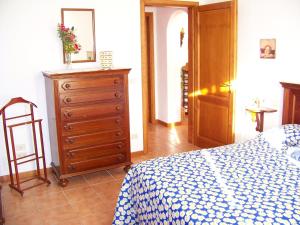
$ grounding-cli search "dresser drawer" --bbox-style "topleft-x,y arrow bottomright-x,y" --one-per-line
61,102 -> 124,122
59,89 -> 123,107
65,153 -> 127,173
58,76 -> 123,93
62,116 -> 124,136
64,141 -> 127,162
63,129 -> 125,150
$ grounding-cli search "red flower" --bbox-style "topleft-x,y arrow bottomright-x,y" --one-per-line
70,34 -> 75,41
57,23 -> 81,54
60,24 -> 65,31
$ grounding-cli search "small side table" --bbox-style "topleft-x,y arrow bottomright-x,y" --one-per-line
246,107 -> 277,132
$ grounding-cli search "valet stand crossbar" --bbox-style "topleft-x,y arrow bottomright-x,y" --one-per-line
0,97 -> 50,196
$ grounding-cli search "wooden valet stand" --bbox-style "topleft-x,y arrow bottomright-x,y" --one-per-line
0,184 -> 3,225
0,97 -> 50,196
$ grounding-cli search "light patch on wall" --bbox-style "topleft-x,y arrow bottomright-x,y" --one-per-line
166,9 -> 188,123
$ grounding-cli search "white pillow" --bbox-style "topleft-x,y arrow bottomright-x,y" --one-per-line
261,126 -> 286,150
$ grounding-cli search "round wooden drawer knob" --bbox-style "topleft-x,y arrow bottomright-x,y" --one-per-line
118,155 -> 124,161
64,112 -> 72,118
66,138 -> 75,144
65,97 -> 72,103
115,106 -> 121,111
68,165 -> 76,171
64,125 -> 72,130
66,152 -> 75,158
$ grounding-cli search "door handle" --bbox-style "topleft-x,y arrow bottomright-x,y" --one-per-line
220,83 -> 232,93
220,83 -> 231,87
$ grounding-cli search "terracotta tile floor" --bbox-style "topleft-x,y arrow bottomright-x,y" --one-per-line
2,121 -> 199,225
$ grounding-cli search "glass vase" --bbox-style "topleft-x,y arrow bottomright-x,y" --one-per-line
65,52 -> 72,67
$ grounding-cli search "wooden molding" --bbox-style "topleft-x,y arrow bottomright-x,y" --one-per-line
230,0 -> 237,143
188,6 -> 196,144
145,12 -> 156,124
140,0 -> 149,154
144,0 -> 199,7
280,82 -> 300,90
198,1 -> 231,11
0,168 -> 52,183
156,120 -> 182,127
131,150 -> 145,157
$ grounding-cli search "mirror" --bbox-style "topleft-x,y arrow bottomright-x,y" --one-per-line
61,8 -> 96,63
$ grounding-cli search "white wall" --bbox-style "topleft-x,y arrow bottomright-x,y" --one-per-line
153,8 -> 169,122
1,0 -> 300,175
0,0 -> 143,175
166,10 -> 188,123
235,0 -> 300,142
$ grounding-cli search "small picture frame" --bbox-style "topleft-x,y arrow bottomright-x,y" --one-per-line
99,51 -> 113,69
260,39 -> 276,59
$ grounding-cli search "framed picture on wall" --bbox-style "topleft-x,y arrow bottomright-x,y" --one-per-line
260,39 -> 276,59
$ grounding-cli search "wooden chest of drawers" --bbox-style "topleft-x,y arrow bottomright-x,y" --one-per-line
43,68 -> 131,186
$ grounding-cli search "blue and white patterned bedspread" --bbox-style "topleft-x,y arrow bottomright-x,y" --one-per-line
113,125 -> 300,224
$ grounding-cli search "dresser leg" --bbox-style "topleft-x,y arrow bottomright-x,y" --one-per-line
59,178 -> 69,187
124,165 -> 131,173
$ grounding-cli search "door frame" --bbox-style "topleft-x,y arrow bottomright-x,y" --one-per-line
145,12 -> 156,124
139,0 -> 237,153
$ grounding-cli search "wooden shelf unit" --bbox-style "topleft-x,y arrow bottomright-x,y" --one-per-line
182,64 -> 189,115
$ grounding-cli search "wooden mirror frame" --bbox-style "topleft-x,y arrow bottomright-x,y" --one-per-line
61,8 -> 96,63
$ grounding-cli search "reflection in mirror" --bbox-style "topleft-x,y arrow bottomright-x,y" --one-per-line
61,8 -> 96,63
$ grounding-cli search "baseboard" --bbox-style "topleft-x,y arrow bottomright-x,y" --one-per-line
0,168 -> 52,183
0,151 -> 147,182
156,120 -> 182,127
131,150 -> 144,157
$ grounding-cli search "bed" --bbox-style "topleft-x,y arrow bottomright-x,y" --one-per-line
113,83 -> 300,224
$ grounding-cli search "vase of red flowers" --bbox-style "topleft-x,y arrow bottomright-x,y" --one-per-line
57,23 -> 81,66
65,52 -> 72,65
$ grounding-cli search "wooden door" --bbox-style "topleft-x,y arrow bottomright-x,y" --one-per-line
194,2 -> 234,147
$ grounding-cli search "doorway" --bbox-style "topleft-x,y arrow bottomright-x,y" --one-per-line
140,0 -> 237,154
144,4 -> 191,154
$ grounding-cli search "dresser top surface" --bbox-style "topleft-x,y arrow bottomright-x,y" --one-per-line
43,68 -> 131,79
